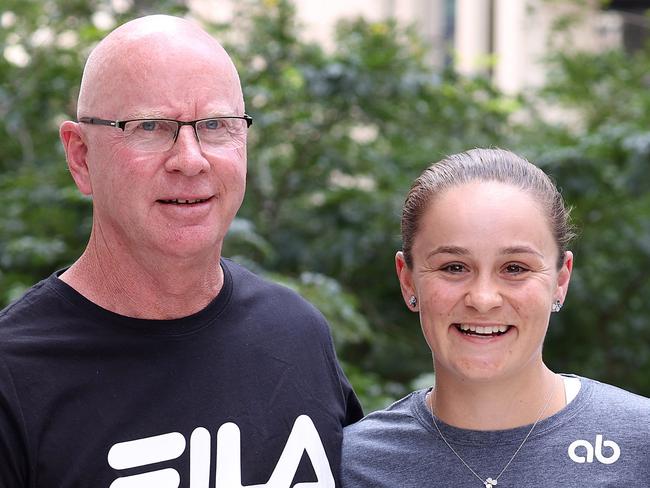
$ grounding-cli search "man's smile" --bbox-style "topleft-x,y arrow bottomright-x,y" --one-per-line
157,197 -> 212,205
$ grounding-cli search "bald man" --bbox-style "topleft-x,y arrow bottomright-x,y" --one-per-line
0,15 -> 362,487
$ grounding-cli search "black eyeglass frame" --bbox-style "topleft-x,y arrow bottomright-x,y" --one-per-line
78,114 -> 253,143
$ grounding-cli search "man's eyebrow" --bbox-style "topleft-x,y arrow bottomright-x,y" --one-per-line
425,246 -> 470,260
120,109 -> 169,120
121,107 -> 237,120
500,245 -> 544,258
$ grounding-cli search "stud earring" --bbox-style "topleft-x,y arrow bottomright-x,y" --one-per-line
409,296 -> 417,308
551,299 -> 563,313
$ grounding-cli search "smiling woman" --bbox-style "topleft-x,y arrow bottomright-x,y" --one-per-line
402,178 -> 571,388
341,148 -> 650,488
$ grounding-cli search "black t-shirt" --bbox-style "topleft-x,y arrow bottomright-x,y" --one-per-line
0,258 -> 363,487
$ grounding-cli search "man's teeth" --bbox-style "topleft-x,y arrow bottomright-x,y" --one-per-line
162,198 -> 206,204
458,324 -> 509,335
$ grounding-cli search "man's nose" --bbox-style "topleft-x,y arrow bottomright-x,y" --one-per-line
164,125 -> 210,176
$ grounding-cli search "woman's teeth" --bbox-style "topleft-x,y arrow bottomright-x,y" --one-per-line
457,324 -> 510,336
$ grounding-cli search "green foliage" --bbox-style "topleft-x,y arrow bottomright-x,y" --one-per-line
0,165 -> 90,301
2,0 -> 650,410
514,46 -> 650,396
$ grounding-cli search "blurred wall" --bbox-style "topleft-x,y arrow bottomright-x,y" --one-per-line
193,0 -> 643,94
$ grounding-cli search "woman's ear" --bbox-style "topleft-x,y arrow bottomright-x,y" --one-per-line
396,251 -> 417,311
60,120 -> 93,195
555,250 -> 573,305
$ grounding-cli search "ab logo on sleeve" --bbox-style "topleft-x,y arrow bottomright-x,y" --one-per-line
568,434 -> 621,465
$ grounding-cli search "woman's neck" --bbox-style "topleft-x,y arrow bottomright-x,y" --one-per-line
429,365 -> 566,430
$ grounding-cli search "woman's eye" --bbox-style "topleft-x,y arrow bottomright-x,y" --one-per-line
504,264 -> 528,274
441,263 -> 466,273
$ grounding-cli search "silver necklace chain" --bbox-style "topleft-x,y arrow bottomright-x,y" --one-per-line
427,379 -> 556,488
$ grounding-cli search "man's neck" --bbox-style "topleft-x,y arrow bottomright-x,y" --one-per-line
60,239 -> 224,320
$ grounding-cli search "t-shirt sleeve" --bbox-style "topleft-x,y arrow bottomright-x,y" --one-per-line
0,357 -> 28,487
336,359 -> 363,426
321,327 -> 363,425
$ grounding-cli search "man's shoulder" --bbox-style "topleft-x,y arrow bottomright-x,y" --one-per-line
223,258 -> 324,317
223,258 -> 297,291
0,274 -> 59,327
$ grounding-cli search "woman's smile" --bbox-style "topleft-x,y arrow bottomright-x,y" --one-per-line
455,323 -> 511,336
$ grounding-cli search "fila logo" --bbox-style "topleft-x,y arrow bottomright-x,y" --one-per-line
568,434 -> 621,465
107,415 -> 334,488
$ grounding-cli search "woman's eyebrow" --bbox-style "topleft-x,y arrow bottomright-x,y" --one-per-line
500,245 -> 544,258
426,245 -> 470,260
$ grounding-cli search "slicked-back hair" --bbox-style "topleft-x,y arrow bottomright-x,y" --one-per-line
401,148 -> 575,269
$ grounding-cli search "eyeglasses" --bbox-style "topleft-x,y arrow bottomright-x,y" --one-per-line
78,115 -> 253,153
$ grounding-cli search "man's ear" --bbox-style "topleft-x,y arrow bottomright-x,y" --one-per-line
396,251 -> 417,311
60,121 -> 92,195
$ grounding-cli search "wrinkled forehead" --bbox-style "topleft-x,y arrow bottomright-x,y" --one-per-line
78,19 -> 243,117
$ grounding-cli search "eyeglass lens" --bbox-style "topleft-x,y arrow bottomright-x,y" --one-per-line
122,118 -> 247,152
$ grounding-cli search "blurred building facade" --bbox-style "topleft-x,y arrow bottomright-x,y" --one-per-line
192,0 -> 650,95
452,0 -> 650,94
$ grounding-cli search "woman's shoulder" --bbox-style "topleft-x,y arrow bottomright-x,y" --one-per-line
573,375 -> 650,426
342,388 -> 433,474
344,389 -> 429,440
579,376 -> 650,407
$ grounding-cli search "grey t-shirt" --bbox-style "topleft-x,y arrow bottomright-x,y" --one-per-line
342,376 -> 650,487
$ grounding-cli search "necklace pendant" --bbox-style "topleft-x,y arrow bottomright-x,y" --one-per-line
484,478 -> 497,487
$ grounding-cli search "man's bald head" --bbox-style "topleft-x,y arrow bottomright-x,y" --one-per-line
77,15 -> 243,118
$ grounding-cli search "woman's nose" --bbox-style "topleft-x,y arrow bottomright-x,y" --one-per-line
464,275 -> 503,312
